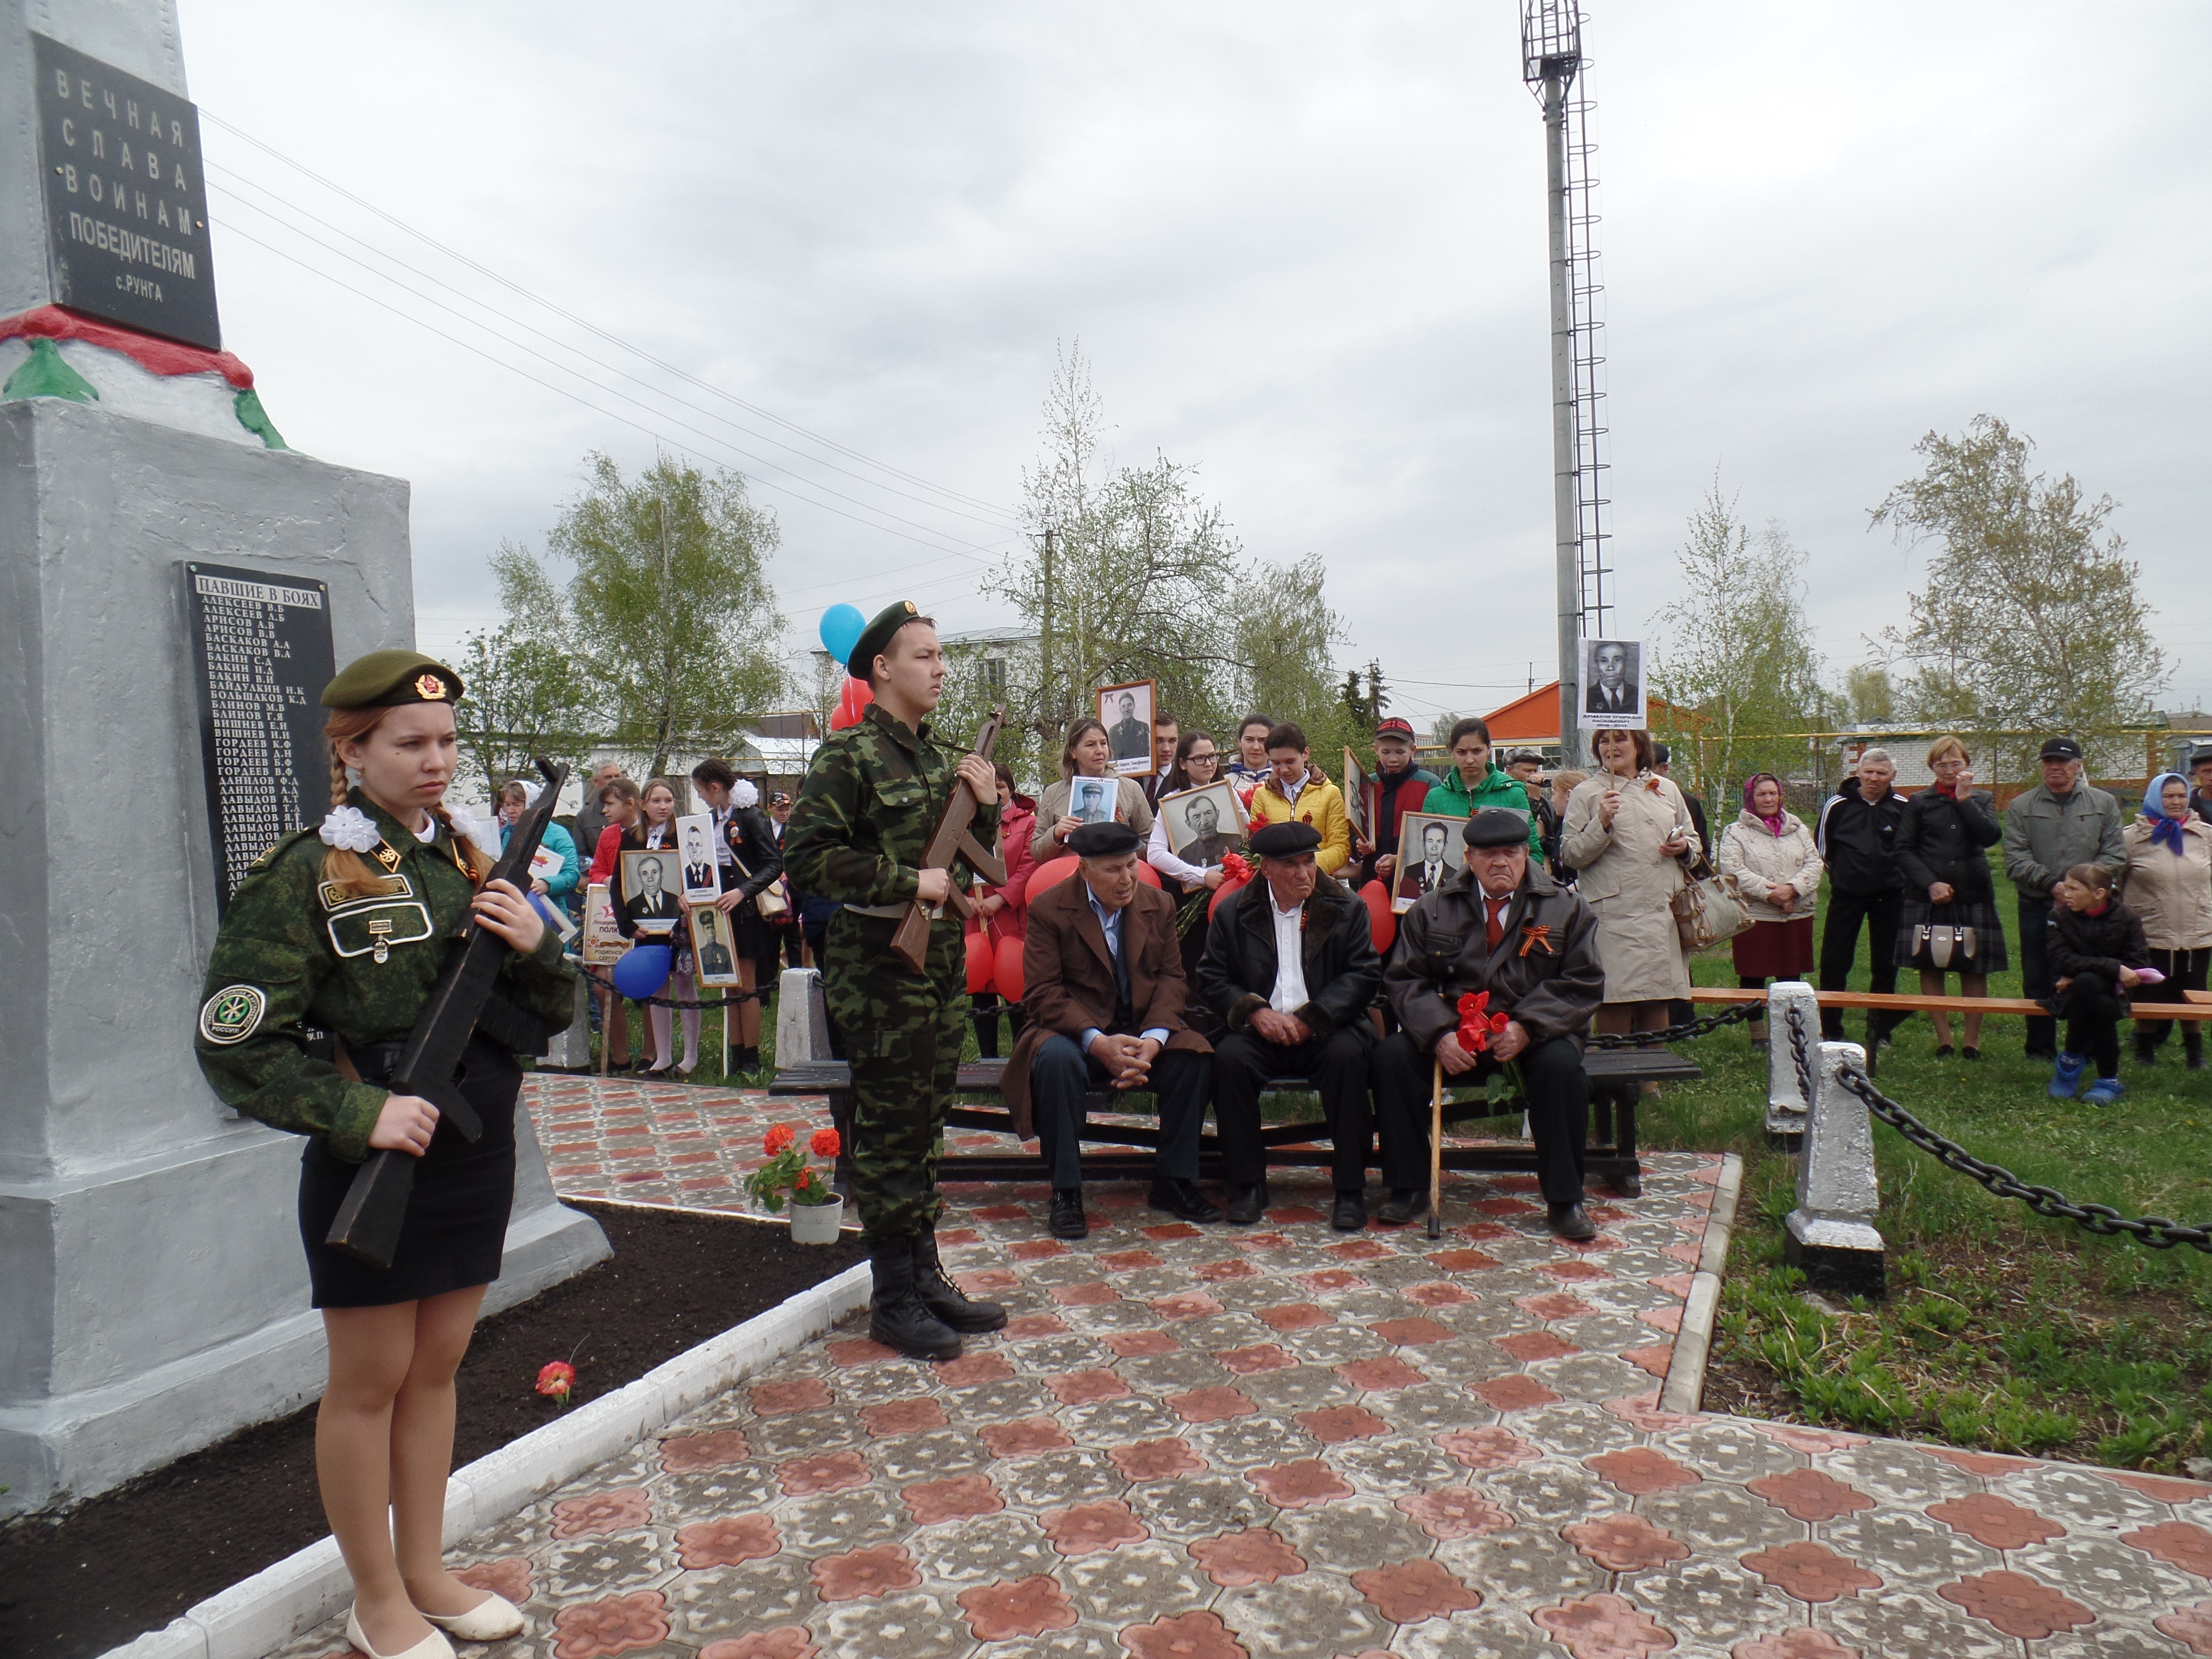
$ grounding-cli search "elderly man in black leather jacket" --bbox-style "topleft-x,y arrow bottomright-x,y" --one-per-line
1198,821 -> 1382,1229
1371,809 -> 1608,1238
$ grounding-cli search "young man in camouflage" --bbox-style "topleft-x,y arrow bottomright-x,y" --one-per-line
782,601 -> 1008,1358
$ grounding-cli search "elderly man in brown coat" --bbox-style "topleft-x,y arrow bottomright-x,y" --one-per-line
1006,821 -> 1216,1239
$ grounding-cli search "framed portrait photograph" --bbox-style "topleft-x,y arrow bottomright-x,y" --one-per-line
1066,774 -> 1117,827
1343,749 -> 1374,850
620,849 -> 683,935
1158,780 -> 1246,869
582,882 -> 627,965
1578,637 -> 1647,730
673,812 -> 720,903
1393,812 -> 1469,914
688,903 -> 740,986
1096,679 -> 1158,778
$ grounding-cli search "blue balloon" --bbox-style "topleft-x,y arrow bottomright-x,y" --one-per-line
818,602 -> 866,664
611,943 -> 672,999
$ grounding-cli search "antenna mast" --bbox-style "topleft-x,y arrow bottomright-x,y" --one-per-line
1521,2 -> 1612,759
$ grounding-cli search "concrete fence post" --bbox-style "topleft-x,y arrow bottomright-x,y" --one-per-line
1784,1040 -> 1886,1298
1765,980 -> 1817,1150
540,969 -> 594,1070
776,967 -> 831,1065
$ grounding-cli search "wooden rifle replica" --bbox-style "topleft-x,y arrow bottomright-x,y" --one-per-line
890,708 -> 1007,974
325,755 -> 572,1267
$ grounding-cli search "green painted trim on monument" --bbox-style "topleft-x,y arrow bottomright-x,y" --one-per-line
2,337 -> 100,404
233,388 -> 289,450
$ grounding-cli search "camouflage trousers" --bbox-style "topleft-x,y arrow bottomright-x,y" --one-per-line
820,909 -> 967,1242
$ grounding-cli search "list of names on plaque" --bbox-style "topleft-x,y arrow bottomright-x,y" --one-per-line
184,562 -> 337,909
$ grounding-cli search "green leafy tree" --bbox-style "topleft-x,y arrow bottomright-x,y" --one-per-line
1843,664 -> 1899,726
1648,479 -> 1827,806
1872,415 -> 2166,780
525,451 -> 787,778
990,343 -> 1349,780
452,619 -> 598,793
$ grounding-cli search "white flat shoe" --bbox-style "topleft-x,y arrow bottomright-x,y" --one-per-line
421,1591 -> 527,1643
346,1607 -> 455,1659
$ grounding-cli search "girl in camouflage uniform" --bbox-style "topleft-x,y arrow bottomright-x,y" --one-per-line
194,650 -> 573,1659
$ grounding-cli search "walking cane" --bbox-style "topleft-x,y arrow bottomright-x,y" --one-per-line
1428,1056 -> 1444,1240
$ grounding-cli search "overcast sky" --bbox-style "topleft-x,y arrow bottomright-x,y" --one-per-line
175,1 -> 2212,730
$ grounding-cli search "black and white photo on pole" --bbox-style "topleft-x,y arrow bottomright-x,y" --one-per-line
1393,812 -> 1469,914
1343,748 -> 1374,848
1096,679 -> 1158,777
1578,637 -> 1646,729
689,904 -> 738,985
1158,781 -> 1246,869
674,812 -> 718,903
621,850 -> 682,933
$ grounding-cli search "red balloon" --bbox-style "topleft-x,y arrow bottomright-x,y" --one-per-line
964,930 -> 994,994
994,934 -> 1024,1001
1360,879 -> 1397,955
830,675 -> 875,731
1209,868 -> 1256,918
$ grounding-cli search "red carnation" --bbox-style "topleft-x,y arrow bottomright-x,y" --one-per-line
810,1126 -> 841,1158
764,1123 -> 797,1156
535,1360 -> 576,1404
1220,852 -> 1251,882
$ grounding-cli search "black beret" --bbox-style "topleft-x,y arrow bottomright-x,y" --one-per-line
847,599 -> 925,680
1462,808 -> 1531,848
2040,736 -> 2084,761
321,649 -> 463,709
1068,821 -> 1142,858
1249,821 -> 1320,858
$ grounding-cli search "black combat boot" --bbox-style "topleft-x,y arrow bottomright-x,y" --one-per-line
914,1226 -> 1008,1334
868,1234 -> 962,1360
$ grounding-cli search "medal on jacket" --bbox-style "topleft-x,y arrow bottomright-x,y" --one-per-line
367,916 -> 396,963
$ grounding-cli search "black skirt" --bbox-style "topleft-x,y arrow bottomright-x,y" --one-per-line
297,1034 -> 520,1309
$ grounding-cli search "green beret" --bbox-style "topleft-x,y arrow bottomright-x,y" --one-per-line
321,649 -> 464,709
847,600 -> 925,680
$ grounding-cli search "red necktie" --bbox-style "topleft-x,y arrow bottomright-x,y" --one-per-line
1486,897 -> 1505,950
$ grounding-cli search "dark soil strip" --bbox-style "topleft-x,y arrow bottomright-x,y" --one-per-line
0,1201 -> 866,1659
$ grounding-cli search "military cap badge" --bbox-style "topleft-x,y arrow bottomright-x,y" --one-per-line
414,672 -> 446,700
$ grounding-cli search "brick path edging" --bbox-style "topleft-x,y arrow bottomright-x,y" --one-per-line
1659,1151 -> 1743,1414
96,1260 -> 873,1659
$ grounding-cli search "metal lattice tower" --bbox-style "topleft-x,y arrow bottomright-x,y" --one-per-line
1522,2 -> 1613,749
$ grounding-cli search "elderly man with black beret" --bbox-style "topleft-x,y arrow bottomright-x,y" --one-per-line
1198,820 -> 1382,1229
1003,821 -> 1218,1239
1370,808 -> 1608,1239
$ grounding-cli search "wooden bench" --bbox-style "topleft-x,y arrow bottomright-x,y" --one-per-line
1689,987 -> 2212,1021
769,1048 -> 1700,1199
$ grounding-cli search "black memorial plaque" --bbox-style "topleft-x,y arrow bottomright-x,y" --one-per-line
184,564 -> 337,911
33,33 -> 221,351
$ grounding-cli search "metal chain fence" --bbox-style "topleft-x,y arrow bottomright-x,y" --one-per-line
1782,1002 -> 2212,1253
1587,1000 -> 1761,1048
582,965 -> 772,1011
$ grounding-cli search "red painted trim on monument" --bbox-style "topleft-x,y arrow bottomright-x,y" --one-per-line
0,305 -> 255,389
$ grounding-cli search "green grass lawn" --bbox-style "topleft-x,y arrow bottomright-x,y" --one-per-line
1644,852 -> 2212,1472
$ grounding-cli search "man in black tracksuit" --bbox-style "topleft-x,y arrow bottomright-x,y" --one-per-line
1815,750 -> 1910,1043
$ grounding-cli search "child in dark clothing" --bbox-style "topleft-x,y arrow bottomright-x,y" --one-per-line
2044,863 -> 2152,1104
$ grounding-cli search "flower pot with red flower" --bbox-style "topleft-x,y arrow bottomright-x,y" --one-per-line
744,1122 -> 847,1241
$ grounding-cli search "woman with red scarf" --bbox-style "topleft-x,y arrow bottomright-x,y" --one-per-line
1718,773 -> 1823,1051
968,763 -> 1037,1058
1893,736 -> 2007,1057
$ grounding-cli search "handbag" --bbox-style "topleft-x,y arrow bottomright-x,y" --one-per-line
726,847 -> 791,921
1910,914 -> 1977,969
1670,852 -> 1755,951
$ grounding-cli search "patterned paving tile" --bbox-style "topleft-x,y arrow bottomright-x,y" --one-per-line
257,1123 -> 2212,1659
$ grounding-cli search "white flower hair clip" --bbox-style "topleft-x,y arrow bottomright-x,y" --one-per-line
444,805 -> 503,859
733,779 -> 759,809
319,805 -> 382,853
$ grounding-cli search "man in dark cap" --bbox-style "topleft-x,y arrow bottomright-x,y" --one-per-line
2188,745 -> 2212,827
783,601 -> 1007,1359
1002,820 -> 1217,1239
1370,808 -> 1607,1238
2003,735 -> 2125,1060
1198,821 -> 1382,1228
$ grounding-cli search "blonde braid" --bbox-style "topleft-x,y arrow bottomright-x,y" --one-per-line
318,734 -> 383,897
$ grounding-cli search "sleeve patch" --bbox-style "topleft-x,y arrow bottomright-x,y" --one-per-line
200,985 -> 268,1045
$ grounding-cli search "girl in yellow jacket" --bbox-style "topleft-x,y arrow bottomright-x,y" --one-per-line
1245,721 -> 1352,875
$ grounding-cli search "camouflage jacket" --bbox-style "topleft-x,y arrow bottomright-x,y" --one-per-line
783,704 -> 1000,906
194,791 -> 577,1162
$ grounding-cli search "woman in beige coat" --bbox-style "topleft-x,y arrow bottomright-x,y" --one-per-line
1561,728 -> 1700,1038
2118,772 -> 2212,1068
1031,717 -> 1155,864
1717,773 -> 1823,1050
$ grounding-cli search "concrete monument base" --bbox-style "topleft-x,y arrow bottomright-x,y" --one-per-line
0,397 -> 606,1515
